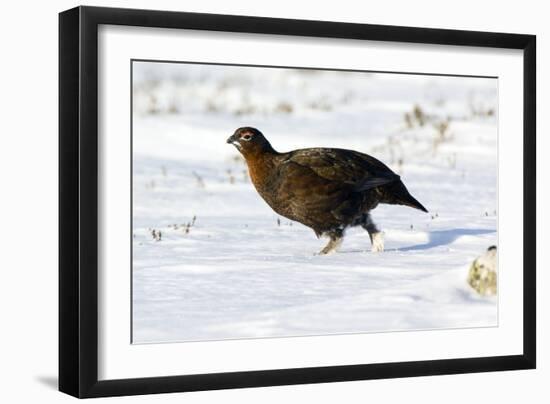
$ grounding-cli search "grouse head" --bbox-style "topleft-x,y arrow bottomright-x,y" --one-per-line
227,127 -> 276,157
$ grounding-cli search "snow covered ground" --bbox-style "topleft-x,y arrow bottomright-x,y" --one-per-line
132,61 -> 498,343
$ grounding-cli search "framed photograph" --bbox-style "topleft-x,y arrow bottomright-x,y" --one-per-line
59,6 -> 536,398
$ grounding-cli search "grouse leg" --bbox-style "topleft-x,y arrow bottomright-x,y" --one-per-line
318,229 -> 343,255
361,213 -> 384,252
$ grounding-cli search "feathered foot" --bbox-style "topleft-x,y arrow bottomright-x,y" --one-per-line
317,229 -> 343,255
370,231 -> 385,252
361,213 -> 385,253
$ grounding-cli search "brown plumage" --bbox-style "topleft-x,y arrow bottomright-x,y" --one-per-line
227,127 -> 428,254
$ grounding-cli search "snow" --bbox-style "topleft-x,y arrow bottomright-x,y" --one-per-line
132,61 -> 498,344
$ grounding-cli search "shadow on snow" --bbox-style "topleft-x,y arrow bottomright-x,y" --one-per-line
397,228 -> 495,252
340,228 -> 495,254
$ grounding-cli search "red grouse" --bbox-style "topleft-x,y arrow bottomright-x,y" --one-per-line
227,127 -> 427,254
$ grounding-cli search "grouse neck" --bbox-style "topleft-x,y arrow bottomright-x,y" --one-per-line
243,148 -> 281,188
241,144 -> 279,161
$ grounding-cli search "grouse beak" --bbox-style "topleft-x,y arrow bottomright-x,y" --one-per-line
226,134 -> 241,149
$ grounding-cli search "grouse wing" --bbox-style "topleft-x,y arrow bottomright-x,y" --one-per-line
283,148 -> 399,192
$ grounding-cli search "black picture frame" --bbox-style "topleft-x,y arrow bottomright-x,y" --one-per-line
59,5 -> 536,398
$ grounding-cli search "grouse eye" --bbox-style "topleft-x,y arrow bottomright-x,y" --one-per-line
241,134 -> 252,141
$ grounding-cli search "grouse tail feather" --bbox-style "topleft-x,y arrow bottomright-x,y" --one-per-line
382,180 -> 428,213
399,193 -> 428,213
